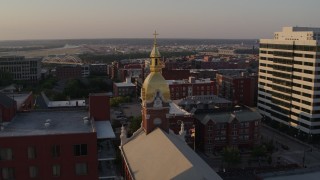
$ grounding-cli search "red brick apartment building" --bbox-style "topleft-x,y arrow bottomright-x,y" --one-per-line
167,77 -> 216,100
216,72 -> 258,107
0,93 -> 116,180
176,95 -> 261,154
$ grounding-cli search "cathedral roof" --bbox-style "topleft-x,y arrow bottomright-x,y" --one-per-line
120,128 -> 222,180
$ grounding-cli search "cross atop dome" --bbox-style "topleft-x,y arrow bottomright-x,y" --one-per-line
153,30 -> 159,45
150,30 -> 161,60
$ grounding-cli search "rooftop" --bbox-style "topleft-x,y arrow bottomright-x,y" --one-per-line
282,26 -> 320,32
169,102 -> 191,116
167,78 -> 212,85
10,92 -> 32,110
176,95 -> 232,105
114,82 -> 136,87
121,128 -> 222,180
195,107 -> 262,125
0,110 -> 93,137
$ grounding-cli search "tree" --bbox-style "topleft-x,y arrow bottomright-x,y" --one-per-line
129,116 -> 142,134
251,145 -> 267,158
251,145 -> 268,167
0,71 -> 13,86
110,96 -> 131,107
222,147 -> 241,168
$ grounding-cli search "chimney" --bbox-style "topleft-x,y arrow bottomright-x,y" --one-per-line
89,93 -> 111,121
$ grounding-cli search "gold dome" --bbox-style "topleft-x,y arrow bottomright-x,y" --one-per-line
142,72 -> 170,102
141,31 -> 170,103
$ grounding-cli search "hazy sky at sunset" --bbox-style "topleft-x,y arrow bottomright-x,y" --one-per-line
1,0 -> 320,40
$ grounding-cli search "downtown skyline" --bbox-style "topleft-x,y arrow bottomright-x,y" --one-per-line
1,0 -> 320,41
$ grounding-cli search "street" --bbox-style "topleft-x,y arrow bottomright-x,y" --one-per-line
261,125 -> 320,167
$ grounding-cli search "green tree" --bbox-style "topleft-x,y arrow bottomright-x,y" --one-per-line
129,116 -> 142,134
222,147 -> 241,168
0,71 -> 13,86
251,145 -> 267,158
110,96 -> 131,107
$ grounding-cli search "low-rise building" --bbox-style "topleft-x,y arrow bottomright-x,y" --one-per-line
0,93 -> 116,179
54,65 -> 82,80
216,71 -> 258,107
0,56 -> 41,83
176,95 -> 261,154
195,108 -> 261,154
167,77 -> 215,100
113,77 -> 136,97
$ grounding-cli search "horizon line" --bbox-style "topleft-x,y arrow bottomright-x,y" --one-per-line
0,37 -> 259,42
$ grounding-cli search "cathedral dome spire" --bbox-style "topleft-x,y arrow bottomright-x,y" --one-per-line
141,31 -> 170,103
150,31 -> 161,58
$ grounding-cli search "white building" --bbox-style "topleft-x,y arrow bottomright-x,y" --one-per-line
0,56 -> 41,82
258,27 -> 320,134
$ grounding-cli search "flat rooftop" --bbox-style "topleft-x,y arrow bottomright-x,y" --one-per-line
0,111 -> 93,137
114,82 -> 136,87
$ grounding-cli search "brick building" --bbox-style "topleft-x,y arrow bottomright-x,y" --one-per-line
167,77 -> 215,100
0,93 -> 116,179
54,65 -> 82,80
216,71 -> 258,107
113,77 -> 136,97
162,69 -> 190,80
176,95 -> 261,154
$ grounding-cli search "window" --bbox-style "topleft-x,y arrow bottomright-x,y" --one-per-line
1,168 -> 15,180
29,166 -> 38,178
0,148 -> 13,160
52,145 -> 60,158
52,164 -> 61,177
75,163 -> 88,175
233,123 -> 237,129
208,125 -> 213,131
28,146 -> 36,159
73,144 -> 87,156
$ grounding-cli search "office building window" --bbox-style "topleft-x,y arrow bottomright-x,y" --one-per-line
1,168 -> 15,180
29,166 -> 38,178
28,146 -> 36,159
52,145 -> 60,158
73,144 -> 87,156
52,164 -> 61,177
75,163 -> 88,175
0,148 -> 13,160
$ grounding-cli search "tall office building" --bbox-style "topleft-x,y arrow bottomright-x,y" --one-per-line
258,27 -> 320,135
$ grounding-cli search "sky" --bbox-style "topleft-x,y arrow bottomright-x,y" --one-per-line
1,0 -> 320,40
